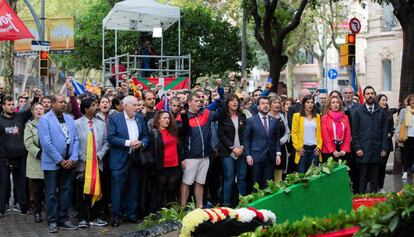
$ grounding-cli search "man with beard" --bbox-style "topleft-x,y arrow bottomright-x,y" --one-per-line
75,98 -> 110,228
352,86 -> 388,193
41,96 -> 52,113
0,92 -> 40,217
244,96 -> 281,189
38,94 -> 79,232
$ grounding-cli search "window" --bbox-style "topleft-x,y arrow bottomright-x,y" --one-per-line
382,59 -> 392,91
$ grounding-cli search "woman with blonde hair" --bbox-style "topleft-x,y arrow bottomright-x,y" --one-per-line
321,95 -> 351,162
396,94 -> 414,181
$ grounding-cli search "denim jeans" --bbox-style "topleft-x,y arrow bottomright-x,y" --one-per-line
297,146 -> 319,173
221,156 -> 247,206
44,168 -> 75,225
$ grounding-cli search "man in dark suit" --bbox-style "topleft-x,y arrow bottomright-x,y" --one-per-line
244,96 -> 281,189
352,86 -> 388,193
108,96 -> 149,226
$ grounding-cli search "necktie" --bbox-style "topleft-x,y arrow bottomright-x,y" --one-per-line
369,107 -> 373,114
263,116 -> 268,135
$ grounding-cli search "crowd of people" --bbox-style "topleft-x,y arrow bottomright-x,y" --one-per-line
0,78 -> 412,233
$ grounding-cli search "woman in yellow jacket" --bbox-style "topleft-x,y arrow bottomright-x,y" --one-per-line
291,95 -> 322,173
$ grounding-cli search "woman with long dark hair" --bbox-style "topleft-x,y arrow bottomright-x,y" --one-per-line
291,95 -> 322,173
218,94 -> 247,207
376,94 -> 394,192
151,110 -> 184,210
321,95 -> 351,162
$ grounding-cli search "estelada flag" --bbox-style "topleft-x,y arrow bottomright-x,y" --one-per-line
132,77 -> 190,91
0,0 -> 34,40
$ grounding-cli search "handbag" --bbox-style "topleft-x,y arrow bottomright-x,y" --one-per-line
399,124 -> 408,142
130,129 -> 158,166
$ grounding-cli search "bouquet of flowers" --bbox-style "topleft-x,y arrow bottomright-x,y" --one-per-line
180,207 -> 276,237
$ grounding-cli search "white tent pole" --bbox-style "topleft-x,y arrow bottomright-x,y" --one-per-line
178,17 -> 181,56
102,26 -> 105,83
115,29 -> 119,87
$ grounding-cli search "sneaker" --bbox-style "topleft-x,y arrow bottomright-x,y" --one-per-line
89,218 -> 108,227
0,212 -> 4,218
402,172 -> 408,180
48,223 -> 58,233
12,203 -> 21,213
78,219 -> 89,228
379,188 -> 386,194
58,220 -> 79,230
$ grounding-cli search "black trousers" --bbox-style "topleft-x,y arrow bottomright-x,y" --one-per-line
378,152 -> 390,189
154,167 -> 180,211
76,176 -> 103,221
0,158 -> 27,214
402,137 -> 414,172
358,163 -> 379,194
30,179 -> 44,214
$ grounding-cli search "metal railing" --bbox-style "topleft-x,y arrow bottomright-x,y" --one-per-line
103,53 -> 191,86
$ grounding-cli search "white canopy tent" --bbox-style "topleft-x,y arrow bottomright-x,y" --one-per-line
101,0 -> 183,84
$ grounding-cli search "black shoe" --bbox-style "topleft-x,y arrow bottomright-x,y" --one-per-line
0,212 -> 4,218
78,219 -> 88,228
126,217 -> 139,224
111,217 -> 120,227
34,213 -> 42,223
58,221 -> 78,230
48,223 -> 58,233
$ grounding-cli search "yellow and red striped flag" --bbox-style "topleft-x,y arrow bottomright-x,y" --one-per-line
83,120 -> 101,206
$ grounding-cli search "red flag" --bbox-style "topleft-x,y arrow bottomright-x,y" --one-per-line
0,0 -> 34,41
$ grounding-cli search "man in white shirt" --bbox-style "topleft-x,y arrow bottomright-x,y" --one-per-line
107,96 -> 149,226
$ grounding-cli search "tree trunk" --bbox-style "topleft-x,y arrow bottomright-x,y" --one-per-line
0,41 -> 14,96
398,23 -> 414,102
286,56 -> 295,97
268,54 -> 283,93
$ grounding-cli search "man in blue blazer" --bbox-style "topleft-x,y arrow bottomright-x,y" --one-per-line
38,94 -> 79,233
244,96 -> 281,189
107,96 -> 149,227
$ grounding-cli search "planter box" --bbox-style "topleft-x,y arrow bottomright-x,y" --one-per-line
248,165 -> 353,223
308,226 -> 360,237
352,197 -> 386,210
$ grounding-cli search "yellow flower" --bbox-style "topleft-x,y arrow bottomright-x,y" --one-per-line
180,209 -> 209,237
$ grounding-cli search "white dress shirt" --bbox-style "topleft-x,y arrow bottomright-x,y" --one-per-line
124,111 -> 139,148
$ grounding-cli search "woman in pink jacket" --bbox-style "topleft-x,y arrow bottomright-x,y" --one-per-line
321,95 -> 352,162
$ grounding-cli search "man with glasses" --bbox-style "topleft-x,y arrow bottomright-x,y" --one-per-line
38,94 -> 79,233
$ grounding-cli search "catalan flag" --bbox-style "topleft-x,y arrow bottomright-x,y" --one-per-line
84,79 -> 101,95
351,63 -> 365,104
130,79 -> 142,99
83,120 -> 101,206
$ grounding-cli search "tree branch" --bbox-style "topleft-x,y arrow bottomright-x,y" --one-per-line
263,0 -> 279,50
278,0 -> 308,46
250,0 -> 266,50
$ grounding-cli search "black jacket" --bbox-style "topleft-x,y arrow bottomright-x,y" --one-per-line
352,103 -> 388,163
150,129 -> 185,170
218,111 -> 247,157
0,110 -> 32,160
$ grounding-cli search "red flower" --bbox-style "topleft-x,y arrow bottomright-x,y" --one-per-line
247,207 -> 265,222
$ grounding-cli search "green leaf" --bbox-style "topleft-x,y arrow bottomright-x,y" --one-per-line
322,166 -> 331,174
388,216 -> 400,232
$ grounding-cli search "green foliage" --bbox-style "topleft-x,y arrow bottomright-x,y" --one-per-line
238,157 -> 347,207
55,0 -> 138,71
137,202 -> 196,231
240,185 -> 414,237
161,6 -> 244,81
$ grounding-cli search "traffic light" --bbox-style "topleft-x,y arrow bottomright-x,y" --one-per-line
39,51 -> 49,77
340,34 -> 356,67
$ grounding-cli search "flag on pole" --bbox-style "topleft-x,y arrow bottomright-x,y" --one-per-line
0,0 -> 34,41
351,63 -> 365,104
83,120 -> 101,206
84,79 -> 101,95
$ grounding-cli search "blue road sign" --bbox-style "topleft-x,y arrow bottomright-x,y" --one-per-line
327,69 -> 338,80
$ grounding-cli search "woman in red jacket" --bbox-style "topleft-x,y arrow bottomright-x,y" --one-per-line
321,95 -> 351,162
